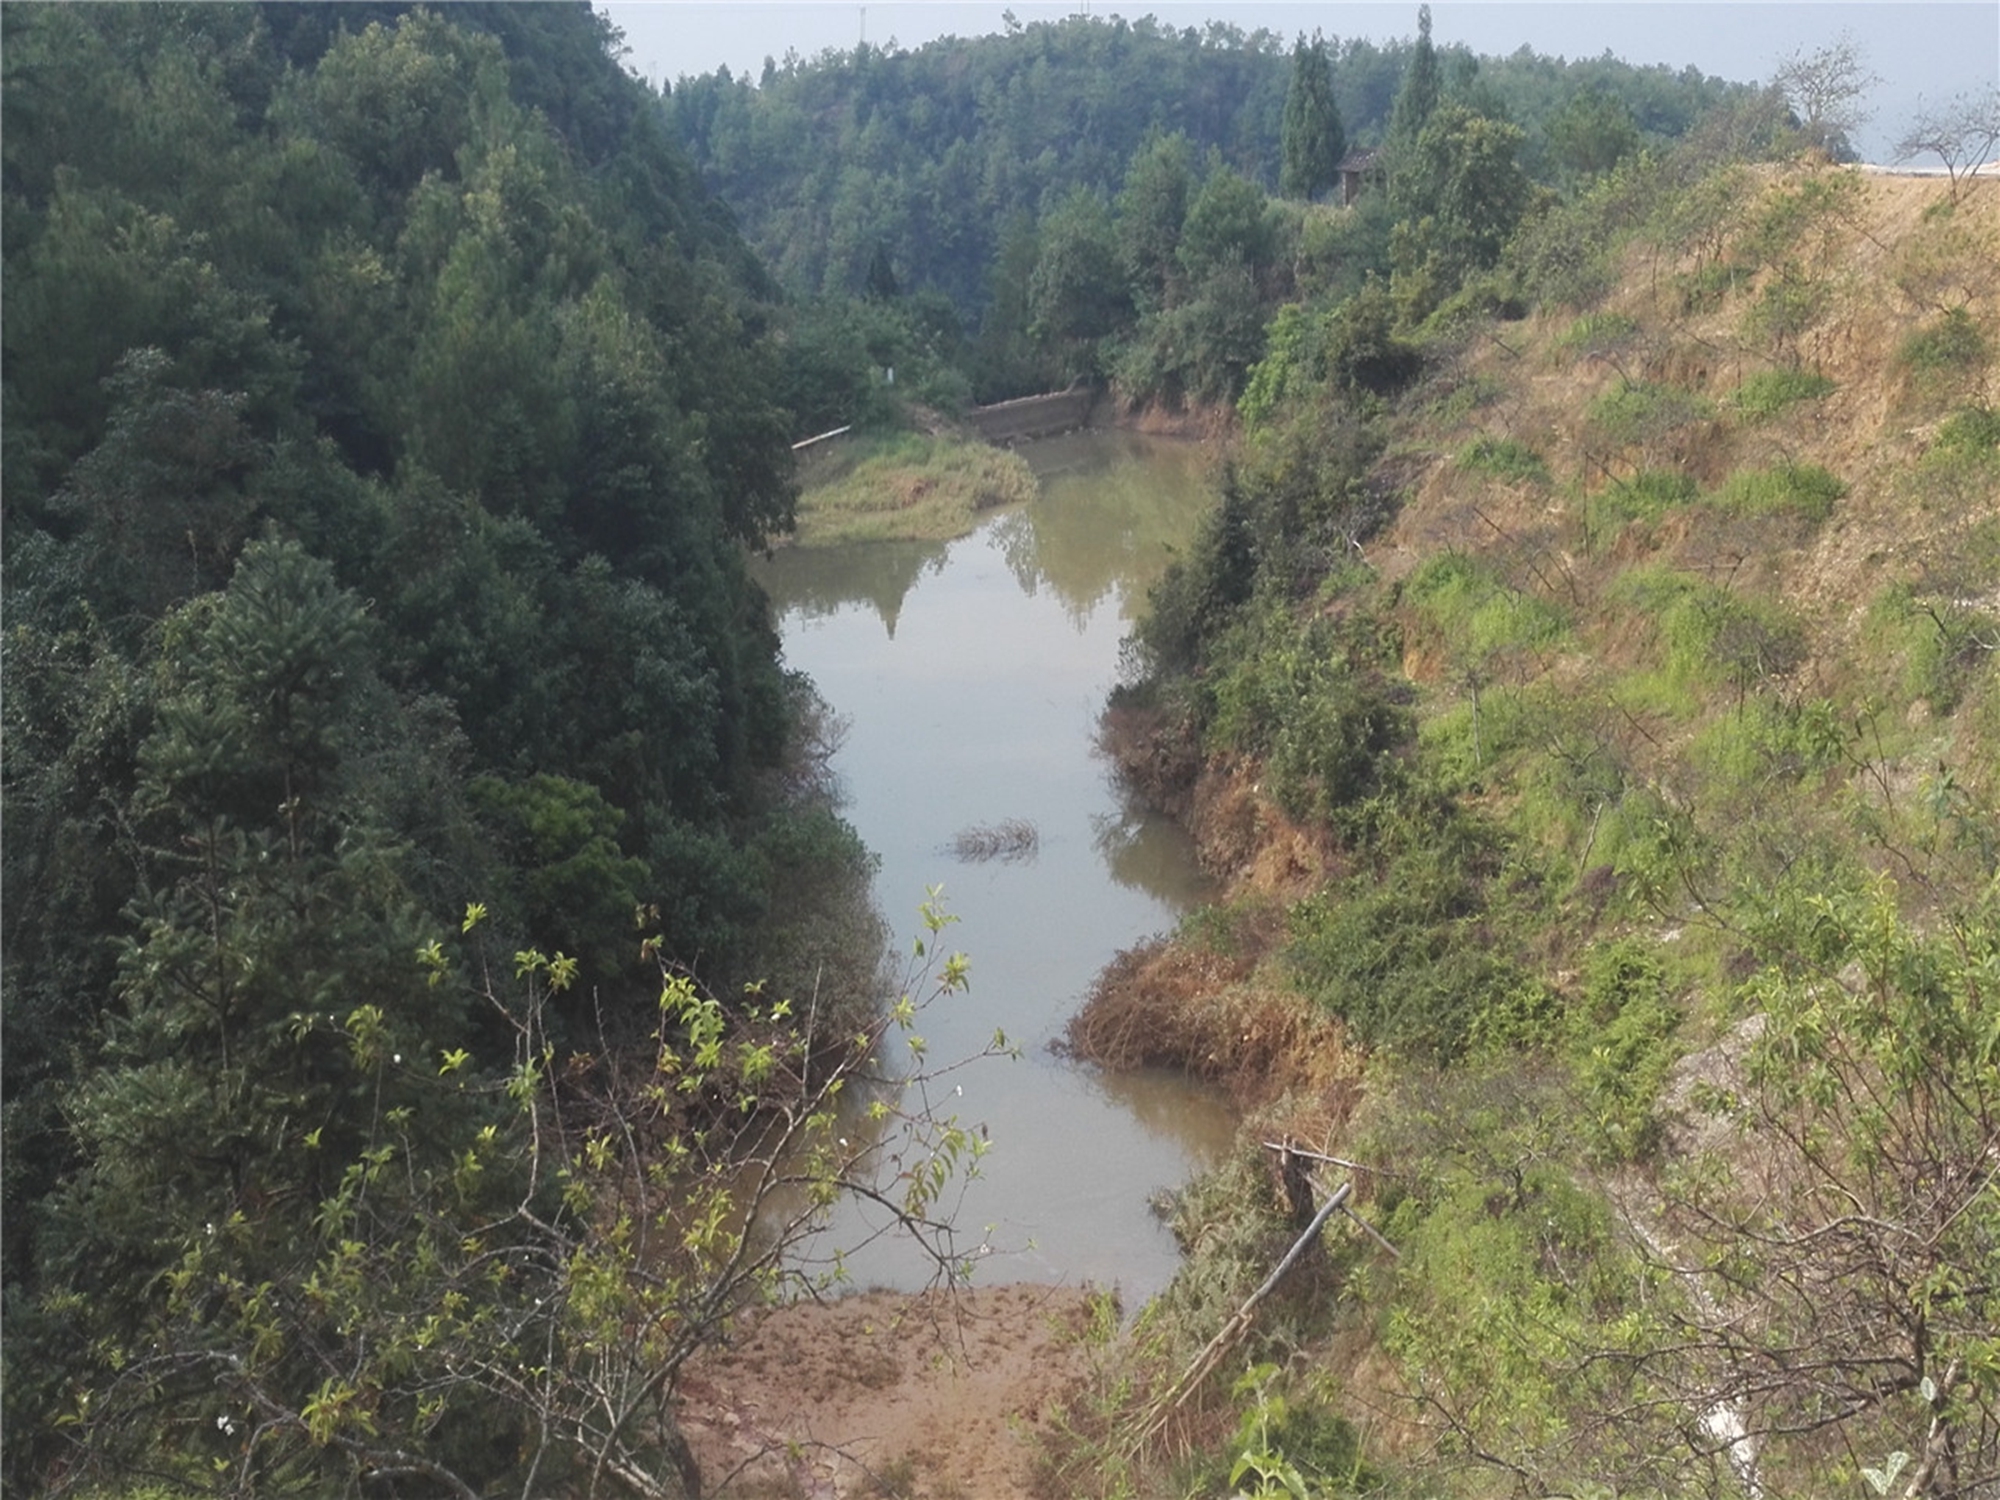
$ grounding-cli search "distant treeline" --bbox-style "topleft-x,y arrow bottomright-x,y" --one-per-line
666,14 -> 1755,311
662,12 -> 1762,404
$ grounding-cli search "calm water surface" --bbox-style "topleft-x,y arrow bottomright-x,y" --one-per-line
755,430 -> 1237,1305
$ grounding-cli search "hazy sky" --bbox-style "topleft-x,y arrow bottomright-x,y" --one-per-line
599,2 -> 1999,164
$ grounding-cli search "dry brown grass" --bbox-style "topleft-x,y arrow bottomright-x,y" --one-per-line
1064,916 -> 1360,1115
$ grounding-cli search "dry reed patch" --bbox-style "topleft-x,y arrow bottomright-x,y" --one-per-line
1065,929 -> 1359,1112
948,818 -> 1039,863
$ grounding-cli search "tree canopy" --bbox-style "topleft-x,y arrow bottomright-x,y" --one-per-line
1281,34 -> 1346,201
1,6 -> 896,1489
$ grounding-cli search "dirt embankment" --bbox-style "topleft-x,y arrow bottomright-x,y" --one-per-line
1072,698 -> 1360,1121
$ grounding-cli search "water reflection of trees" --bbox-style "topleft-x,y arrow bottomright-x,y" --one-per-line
999,433 -> 1216,625
1090,794 -> 1213,906
753,536 -> 950,636
753,434 -> 1215,635
1081,1062 -> 1237,1159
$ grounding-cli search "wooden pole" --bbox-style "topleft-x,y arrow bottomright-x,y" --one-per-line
1258,1140 -> 1382,1176
1128,1182 -> 1352,1455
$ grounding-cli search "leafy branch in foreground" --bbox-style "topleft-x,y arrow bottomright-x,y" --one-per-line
43,894 -> 1009,1499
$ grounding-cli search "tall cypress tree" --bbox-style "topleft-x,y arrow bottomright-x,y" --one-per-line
1280,33 -> 1345,201
1386,4 -> 1441,154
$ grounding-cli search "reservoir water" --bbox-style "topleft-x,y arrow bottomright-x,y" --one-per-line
754,430 -> 1237,1305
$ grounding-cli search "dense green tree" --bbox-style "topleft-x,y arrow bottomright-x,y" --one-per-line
972,209 -> 1049,398
2,17 -> 848,1485
1116,131 -> 1196,312
1389,101 -> 1532,318
1280,34 -> 1346,201
1028,188 -> 1129,375
1178,164 -> 1277,284
1547,86 -> 1642,180
31,544 -> 476,1407
661,8 -> 1750,337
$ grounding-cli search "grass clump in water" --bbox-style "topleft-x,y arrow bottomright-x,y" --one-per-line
949,818 -> 1039,863
789,431 -> 1038,546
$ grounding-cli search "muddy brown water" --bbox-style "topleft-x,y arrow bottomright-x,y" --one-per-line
753,429 -> 1239,1305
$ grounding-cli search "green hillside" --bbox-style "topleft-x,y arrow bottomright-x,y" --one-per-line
1060,156 -> 1999,1500
663,11 -> 1758,402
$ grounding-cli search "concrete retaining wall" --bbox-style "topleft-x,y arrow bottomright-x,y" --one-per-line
965,386 -> 1098,444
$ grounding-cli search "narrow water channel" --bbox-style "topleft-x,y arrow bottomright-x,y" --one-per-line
754,430 -> 1237,1305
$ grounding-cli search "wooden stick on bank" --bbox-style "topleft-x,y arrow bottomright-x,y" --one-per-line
1128,1180 -> 1354,1456
1260,1140 -> 1403,1261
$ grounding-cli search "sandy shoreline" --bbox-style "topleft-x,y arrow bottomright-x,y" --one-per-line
680,1282 -> 1109,1499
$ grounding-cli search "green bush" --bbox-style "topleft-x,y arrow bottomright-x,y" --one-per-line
1424,372 -> 1506,426
1730,368 -> 1835,419
1585,380 -> 1715,455
1417,685 -> 1544,789
1909,408 -> 2000,521
1507,154 -> 1657,311
1898,307 -> 1989,376
1287,802 -> 1547,1062
1204,605 -> 1410,824
1705,461 -> 1845,523
1932,404 -> 2000,458
1552,310 -> 1639,360
1742,169 -> 1861,266
1566,939 -> 1679,1161
1188,1369 -> 1372,1500
1613,567 -> 1807,698
1324,278 -> 1424,396
1871,582 -> 1997,717
1405,551 -> 1570,661
1689,695 -> 1845,795
1456,435 -> 1551,486
1289,875 -> 1542,1063
1584,468 -> 1698,541
469,772 -> 648,977
1742,265 -> 1831,362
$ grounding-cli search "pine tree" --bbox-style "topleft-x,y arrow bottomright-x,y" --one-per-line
1280,34 -> 1345,201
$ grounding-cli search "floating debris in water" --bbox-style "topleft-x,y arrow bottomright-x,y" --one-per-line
949,818 -> 1039,863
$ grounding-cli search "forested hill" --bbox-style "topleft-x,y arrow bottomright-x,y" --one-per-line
3,8 -> 881,1485
665,14 -> 1754,322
